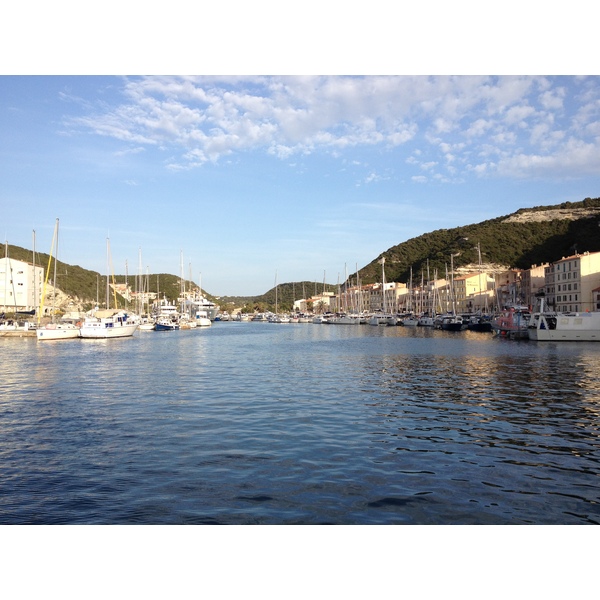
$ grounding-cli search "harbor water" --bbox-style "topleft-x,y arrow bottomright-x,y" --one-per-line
1,322 -> 599,525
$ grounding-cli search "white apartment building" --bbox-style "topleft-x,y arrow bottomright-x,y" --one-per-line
0,257 -> 44,313
543,251 -> 600,312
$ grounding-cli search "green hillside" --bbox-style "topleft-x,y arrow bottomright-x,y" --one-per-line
356,197 -> 600,285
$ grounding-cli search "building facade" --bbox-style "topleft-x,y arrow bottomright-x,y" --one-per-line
0,257 -> 44,313
543,251 -> 600,312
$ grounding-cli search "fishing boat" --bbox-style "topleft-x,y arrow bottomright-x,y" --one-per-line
528,297 -> 600,341
36,219 -> 80,341
491,306 -> 531,339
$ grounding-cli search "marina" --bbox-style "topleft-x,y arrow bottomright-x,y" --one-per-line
1,321 -> 599,525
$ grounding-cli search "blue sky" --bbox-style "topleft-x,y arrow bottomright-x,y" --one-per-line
2,10 -> 599,297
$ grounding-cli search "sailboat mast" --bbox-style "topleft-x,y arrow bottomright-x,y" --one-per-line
381,257 -> 387,313
32,229 -> 37,314
38,219 -> 59,325
51,219 -> 59,323
105,238 -> 109,309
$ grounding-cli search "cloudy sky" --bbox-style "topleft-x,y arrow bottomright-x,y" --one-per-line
2,8 -> 598,297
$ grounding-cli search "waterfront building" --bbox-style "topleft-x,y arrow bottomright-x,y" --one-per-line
368,281 -> 408,313
0,257 -> 44,313
309,291 -> 335,313
543,251 -> 600,312
453,272 -> 495,313
494,269 -> 525,308
520,264 -> 548,308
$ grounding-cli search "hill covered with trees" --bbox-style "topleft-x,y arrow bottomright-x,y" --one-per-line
355,197 -> 600,285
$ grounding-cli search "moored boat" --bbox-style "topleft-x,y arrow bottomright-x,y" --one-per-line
491,306 -> 531,339
439,314 -> 465,332
36,218 -> 79,341
402,314 -> 420,327
528,297 -> 600,341
529,311 -> 600,341
466,315 -> 493,333
36,321 -> 80,340
154,316 -> 179,331
79,309 -> 139,339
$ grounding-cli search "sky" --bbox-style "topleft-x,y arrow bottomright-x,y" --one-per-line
2,7 -> 599,298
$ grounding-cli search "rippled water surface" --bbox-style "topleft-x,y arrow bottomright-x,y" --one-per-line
1,323 -> 599,524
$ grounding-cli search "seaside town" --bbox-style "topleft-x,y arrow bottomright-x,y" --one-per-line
2,246 -> 600,341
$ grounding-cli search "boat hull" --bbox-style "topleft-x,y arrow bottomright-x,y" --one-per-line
79,323 -> 138,338
36,325 -> 80,340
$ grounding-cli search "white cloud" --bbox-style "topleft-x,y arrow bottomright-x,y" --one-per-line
67,75 -> 600,181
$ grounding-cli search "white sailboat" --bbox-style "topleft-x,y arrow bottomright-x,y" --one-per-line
36,219 -> 80,341
79,238 -> 139,339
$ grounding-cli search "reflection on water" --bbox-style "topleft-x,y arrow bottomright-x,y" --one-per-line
1,325 -> 599,524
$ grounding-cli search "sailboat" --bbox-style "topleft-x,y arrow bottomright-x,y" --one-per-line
439,252 -> 465,332
369,258 -> 391,325
79,238 -> 140,339
36,219 -> 80,340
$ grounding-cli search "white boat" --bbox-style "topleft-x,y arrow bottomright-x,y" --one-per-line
418,315 -> 436,327
402,315 -> 420,327
368,312 -> 390,326
312,314 -> 330,324
529,311 -> 600,341
37,322 -> 80,340
330,313 -> 361,325
79,309 -> 139,339
528,297 -> 600,341
194,309 -> 212,327
36,220 -> 81,341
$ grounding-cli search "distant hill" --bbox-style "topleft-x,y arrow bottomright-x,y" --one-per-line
2,244 -> 214,311
356,196 -> 600,285
5,196 -> 600,311
218,281 -> 338,313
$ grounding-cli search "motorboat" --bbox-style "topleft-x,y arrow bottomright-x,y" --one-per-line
528,297 -> 600,341
79,309 -> 140,338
